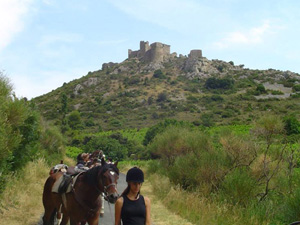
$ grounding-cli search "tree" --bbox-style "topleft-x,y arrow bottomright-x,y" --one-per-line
205,77 -> 234,90
153,69 -> 166,79
157,92 -> 167,102
61,92 -> 68,120
284,116 -> 300,135
256,84 -> 267,94
67,111 -> 82,130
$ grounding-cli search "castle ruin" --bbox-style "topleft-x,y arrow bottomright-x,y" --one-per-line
128,41 -> 202,63
128,41 -> 172,63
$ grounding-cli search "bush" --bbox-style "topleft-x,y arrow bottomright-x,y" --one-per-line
284,116 -> 300,135
219,168 -> 257,206
205,77 -> 234,90
84,136 -> 128,161
143,119 -> 192,146
153,69 -> 166,79
157,92 -> 168,102
66,146 -> 83,159
293,84 -> 300,92
256,84 -> 267,94
67,111 -> 82,130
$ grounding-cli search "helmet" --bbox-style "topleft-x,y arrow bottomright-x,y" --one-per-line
126,167 -> 144,183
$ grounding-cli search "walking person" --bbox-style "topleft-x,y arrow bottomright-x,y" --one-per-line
115,167 -> 151,225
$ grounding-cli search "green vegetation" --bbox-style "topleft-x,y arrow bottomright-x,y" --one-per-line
0,74 -> 65,193
146,115 -> 300,224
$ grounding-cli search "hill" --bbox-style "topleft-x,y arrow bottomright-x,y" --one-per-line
32,41 -> 300,133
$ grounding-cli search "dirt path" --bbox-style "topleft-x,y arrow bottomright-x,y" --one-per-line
142,177 -> 194,225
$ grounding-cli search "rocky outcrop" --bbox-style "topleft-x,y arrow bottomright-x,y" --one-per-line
102,62 -> 118,70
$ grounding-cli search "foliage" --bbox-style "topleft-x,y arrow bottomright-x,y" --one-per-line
67,110 -> 82,130
0,74 -> 65,193
256,84 -> 267,94
157,92 -> 168,102
83,136 -> 128,160
153,69 -> 166,79
66,146 -> 83,159
293,84 -> 300,92
205,77 -> 234,90
284,116 -> 300,135
143,119 -> 193,146
147,114 -> 300,223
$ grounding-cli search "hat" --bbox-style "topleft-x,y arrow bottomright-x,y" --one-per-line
126,167 -> 144,183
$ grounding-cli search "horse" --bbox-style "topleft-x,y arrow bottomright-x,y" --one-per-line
42,158 -> 119,225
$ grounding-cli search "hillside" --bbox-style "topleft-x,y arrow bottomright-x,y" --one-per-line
32,41 -> 300,132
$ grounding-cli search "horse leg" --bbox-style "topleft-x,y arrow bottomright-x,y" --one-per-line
42,208 -> 56,225
86,216 -> 99,225
58,207 -> 69,225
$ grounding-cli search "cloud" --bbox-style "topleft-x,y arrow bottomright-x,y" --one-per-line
0,0 -> 34,52
213,21 -> 274,49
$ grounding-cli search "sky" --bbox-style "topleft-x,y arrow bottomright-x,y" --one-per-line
0,0 -> 300,99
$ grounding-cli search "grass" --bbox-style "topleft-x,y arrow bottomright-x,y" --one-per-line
0,158 -> 49,225
0,158 -> 196,225
148,173 -> 274,225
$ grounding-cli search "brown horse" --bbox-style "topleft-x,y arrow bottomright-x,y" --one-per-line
42,159 -> 119,225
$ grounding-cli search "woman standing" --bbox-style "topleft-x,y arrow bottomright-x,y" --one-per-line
115,167 -> 151,225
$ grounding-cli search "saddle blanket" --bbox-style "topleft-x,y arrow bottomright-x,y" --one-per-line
51,172 -> 82,193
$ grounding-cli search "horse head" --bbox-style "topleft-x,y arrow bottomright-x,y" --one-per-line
98,159 -> 119,203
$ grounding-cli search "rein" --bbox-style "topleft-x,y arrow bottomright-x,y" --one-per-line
71,165 -> 118,217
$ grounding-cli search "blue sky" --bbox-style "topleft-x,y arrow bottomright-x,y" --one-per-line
0,0 -> 299,99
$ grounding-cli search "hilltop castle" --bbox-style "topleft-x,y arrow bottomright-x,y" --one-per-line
128,41 -> 203,63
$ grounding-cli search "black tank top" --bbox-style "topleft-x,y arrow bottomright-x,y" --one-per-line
121,195 -> 146,225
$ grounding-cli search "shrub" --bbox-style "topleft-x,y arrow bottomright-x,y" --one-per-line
157,92 -> 168,102
293,84 -> 300,92
66,146 -> 83,159
67,111 -> 82,130
284,116 -> 300,135
143,119 -> 192,146
205,77 -> 234,90
256,84 -> 267,94
153,69 -> 166,79
219,168 -> 257,206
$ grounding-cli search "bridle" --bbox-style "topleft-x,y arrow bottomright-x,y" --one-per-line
70,164 -> 119,217
97,166 -> 119,200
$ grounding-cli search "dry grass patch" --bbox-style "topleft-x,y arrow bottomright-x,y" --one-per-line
0,158 -> 49,225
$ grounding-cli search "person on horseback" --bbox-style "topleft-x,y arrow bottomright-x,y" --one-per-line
75,152 -> 90,172
115,167 -> 151,225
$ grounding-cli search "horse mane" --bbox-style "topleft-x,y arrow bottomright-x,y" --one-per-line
83,163 -> 119,186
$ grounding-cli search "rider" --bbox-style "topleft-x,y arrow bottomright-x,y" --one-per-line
115,167 -> 151,225
75,153 -> 90,172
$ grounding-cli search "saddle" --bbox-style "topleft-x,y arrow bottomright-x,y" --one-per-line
52,172 -> 82,194
58,174 -> 72,194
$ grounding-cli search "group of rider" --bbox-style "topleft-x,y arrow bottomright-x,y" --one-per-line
75,152 -> 151,225
51,150 -> 151,224
75,150 -> 113,172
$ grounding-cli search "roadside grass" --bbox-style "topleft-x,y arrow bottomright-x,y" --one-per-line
0,158 -> 49,225
0,158 -> 195,225
148,173 -> 274,225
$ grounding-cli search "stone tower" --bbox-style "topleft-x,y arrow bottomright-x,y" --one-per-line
128,41 -> 172,63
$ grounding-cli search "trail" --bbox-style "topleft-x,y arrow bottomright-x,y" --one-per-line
38,171 -> 193,225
